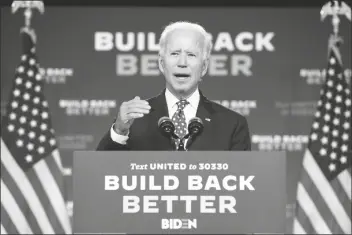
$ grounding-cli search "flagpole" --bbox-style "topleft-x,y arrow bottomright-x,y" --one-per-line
320,0 -> 351,37
320,1 -> 351,65
11,1 -> 45,43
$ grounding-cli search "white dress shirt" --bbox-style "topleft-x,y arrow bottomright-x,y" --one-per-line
110,88 -> 200,146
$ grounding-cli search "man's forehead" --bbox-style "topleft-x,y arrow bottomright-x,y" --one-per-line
165,29 -> 204,49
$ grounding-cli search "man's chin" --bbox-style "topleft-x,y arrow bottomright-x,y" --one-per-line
172,86 -> 196,98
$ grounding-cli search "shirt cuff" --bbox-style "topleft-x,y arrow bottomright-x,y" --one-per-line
110,124 -> 129,145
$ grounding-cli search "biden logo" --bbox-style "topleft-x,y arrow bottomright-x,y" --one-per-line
161,218 -> 197,230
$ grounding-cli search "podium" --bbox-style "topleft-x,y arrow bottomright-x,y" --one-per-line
73,151 -> 286,234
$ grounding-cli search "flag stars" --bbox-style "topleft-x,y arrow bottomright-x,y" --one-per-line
318,100 -> 322,106
11,101 -> 19,109
27,70 -> 34,77
313,122 -> 319,129
41,112 -> 48,119
42,101 -> 48,107
13,89 -> 20,97
332,129 -> 339,137
343,122 -> 350,129
27,143 -> 34,151
18,128 -> 25,136
49,138 -> 56,146
327,80 -> 333,87
25,81 -> 32,89
16,139 -> 23,147
335,95 -> 342,103
23,93 -> 30,100
345,99 -> 351,106
333,118 -> 339,126
324,114 -> 330,121
319,148 -> 327,156
7,124 -> 15,132
325,102 -> 331,110
311,133 -> 318,141
25,155 -> 33,163
37,146 -> 45,154
40,123 -> 47,130
341,145 -> 348,152
35,73 -> 42,81
30,120 -> 37,127
28,131 -> 35,139
21,55 -> 27,61
39,135 -> 46,142
31,47 -> 36,53
32,109 -> 38,116
321,136 -> 328,144
340,156 -> 347,164
16,77 -> 22,84
323,125 -> 329,133
326,92 -> 332,99
329,57 -> 336,64
17,66 -> 24,73
9,112 -> 16,120
315,112 -> 321,118
328,68 -> 335,76
337,73 -> 343,79
342,133 -> 348,141
334,107 -> 341,114
329,163 -> 336,172
34,86 -> 41,92
33,97 -> 40,104
330,152 -> 337,160
337,84 -> 343,91
345,89 -> 350,95
19,116 -> 26,124
29,58 -> 36,65
344,111 -> 350,118
331,141 -> 337,149
21,104 -> 28,112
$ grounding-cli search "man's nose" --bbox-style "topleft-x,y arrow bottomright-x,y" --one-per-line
177,53 -> 187,67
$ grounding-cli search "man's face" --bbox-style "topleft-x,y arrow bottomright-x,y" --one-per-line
159,28 -> 208,98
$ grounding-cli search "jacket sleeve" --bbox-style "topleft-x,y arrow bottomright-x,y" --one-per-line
96,130 -> 130,150
229,115 -> 251,151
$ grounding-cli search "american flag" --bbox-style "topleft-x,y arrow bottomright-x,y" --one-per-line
293,35 -> 351,234
0,30 -> 71,234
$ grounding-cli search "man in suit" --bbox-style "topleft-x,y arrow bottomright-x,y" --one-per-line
97,21 -> 251,151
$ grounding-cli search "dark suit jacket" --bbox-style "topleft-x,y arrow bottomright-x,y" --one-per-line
96,89 -> 251,151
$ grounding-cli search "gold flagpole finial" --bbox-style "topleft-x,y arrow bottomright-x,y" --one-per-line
320,0 -> 351,36
11,1 -> 44,43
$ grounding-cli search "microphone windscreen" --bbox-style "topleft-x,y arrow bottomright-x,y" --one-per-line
189,117 -> 203,125
158,116 -> 172,127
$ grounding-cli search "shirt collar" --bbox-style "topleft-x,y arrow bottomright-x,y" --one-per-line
165,88 -> 200,110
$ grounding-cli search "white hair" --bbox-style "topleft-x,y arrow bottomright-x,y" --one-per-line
158,21 -> 213,61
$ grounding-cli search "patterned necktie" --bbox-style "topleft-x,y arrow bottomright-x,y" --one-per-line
172,99 -> 189,149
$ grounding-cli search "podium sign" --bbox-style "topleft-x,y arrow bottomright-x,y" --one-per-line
73,151 -> 286,234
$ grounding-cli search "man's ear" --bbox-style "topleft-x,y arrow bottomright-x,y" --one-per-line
201,58 -> 209,77
158,55 -> 165,74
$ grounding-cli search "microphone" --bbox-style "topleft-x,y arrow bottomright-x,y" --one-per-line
181,117 -> 204,150
158,117 -> 179,149
188,117 -> 204,136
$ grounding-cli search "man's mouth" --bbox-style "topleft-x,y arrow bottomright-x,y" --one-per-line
174,73 -> 190,80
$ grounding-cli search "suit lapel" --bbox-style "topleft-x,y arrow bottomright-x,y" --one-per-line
188,90 -> 215,150
148,89 -> 174,150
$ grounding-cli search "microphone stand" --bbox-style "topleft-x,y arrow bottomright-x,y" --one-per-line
176,134 -> 192,151
177,138 -> 187,151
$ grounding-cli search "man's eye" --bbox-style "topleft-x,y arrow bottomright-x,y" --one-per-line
171,52 -> 179,56
188,53 -> 196,57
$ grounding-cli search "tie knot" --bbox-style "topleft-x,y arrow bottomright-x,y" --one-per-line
176,99 -> 189,110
